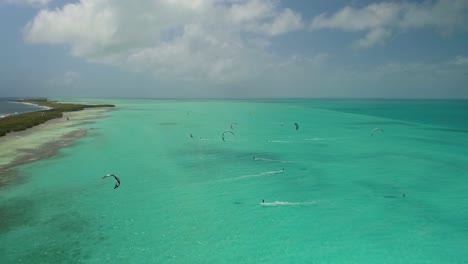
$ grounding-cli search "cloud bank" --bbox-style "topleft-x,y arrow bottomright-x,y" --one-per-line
1,0 -> 52,7
311,0 -> 468,48
24,0 -> 304,81
21,0 -> 468,98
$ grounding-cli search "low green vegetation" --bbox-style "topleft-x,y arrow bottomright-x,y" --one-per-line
0,99 -> 114,137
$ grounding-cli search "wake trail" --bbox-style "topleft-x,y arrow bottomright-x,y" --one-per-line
303,137 -> 347,141
268,140 -> 291,143
253,157 -> 309,164
218,170 -> 285,182
260,201 -> 317,207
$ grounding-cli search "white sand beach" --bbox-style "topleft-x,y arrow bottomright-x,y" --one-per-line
0,108 -> 112,173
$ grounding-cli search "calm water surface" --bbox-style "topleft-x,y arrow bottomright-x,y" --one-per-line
1,99 -> 467,263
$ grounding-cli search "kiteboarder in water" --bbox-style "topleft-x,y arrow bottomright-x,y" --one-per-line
222,130 -> 235,142
370,128 -> 384,136
103,174 -> 120,189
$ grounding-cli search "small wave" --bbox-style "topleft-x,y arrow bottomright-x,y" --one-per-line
254,157 -> 278,162
196,241 -> 207,246
304,138 -> 325,141
0,112 -> 20,118
260,201 -> 317,207
304,137 -> 346,141
268,140 -> 290,143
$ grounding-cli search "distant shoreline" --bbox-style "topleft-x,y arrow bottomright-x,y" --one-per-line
0,100 -> 51,118
0,99 -> 115,137
12,100 -> 53,110
0,107 -> 113,183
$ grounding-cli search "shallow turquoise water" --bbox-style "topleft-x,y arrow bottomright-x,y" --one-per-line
1,99 -> 468,263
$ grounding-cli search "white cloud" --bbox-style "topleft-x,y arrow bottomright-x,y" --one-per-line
262,8 -> 304,36
125,24 -> 260,81
311,0 -> 468,48
311,3 -> 399,31
25,1 -> 117,56
354,28 -> 392,48
452,55 -> 468,66
1,0 -> 52,7
229,1 -> 304,36
24,0 -> 305,81
229,0 -> 276,23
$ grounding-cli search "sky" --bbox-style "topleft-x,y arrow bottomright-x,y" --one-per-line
0,0 -> 467,99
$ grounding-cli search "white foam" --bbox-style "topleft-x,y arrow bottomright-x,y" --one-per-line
15,101 -> 52,110
254,157 -> 276,162
268,140 -> 290,143
304,137 -> 348,141
260,201 -> 317,207
196,241 -> 207,246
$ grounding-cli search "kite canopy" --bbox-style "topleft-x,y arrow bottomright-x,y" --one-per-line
222,130 -> 235,142
103,174 -> 121,189
370,128 -> 384,136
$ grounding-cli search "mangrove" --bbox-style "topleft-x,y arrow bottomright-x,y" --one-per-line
0,99 -> 115,137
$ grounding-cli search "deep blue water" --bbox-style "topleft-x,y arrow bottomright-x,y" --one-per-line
0,100 -> 45,116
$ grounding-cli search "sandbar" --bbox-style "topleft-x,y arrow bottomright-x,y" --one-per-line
0,108 -> 113,183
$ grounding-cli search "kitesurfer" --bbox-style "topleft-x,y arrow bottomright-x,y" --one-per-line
103,174 -> 120,189
294,123 -> 299,130
222,130 -> 235,142
370,128 -> 384,136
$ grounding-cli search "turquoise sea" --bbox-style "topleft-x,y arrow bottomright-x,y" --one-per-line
1,99 -> 468,263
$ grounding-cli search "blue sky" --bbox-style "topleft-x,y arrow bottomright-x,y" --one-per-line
0,0 -> 467,98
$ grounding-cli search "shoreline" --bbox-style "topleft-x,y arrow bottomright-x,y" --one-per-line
0,107 -> 114,185
13,100 -> 53,111
0,101 -> 53,119
0,99 -> 115,137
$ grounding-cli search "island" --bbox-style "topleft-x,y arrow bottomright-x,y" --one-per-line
0,99 -> 115,137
